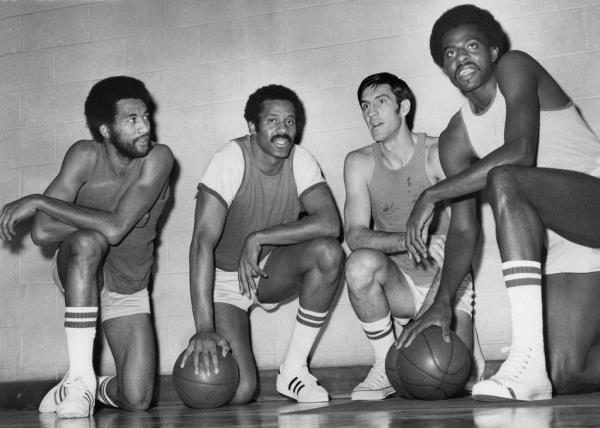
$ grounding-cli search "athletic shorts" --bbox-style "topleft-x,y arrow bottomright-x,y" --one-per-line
393,265 -> 473,328
544,229 -> 600,275
213,253 -> 279,312
52,253 -> 150,322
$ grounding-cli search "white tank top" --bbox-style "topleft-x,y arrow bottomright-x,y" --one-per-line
460,88 -> 600,176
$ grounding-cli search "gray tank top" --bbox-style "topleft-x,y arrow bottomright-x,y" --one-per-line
76,142 -> 169,294
214,137 -> 303,271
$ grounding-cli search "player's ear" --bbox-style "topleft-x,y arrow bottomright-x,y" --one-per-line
247,121 -> 257,134
491,46 -> 499,62
399,99 -> 411,118
99,124 -> 111,140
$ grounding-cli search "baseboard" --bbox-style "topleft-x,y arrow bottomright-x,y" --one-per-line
0,361 -> 502,410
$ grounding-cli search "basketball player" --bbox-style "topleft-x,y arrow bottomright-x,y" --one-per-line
344,72 -> 479,400
182,84 -> 344,404
400,4 -> 600,400
0,76 -> 173,418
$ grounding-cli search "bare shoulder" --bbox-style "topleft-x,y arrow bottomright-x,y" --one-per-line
345,145 -> 374,168
66,139 -> 98,156
344,145 -> 375,182
61,139 -> 98,168
496,50 -> 543,80
440,112 -> 467,146
148,142 -> 174,161
142,143 -> 175,171
438,112 -> 477,170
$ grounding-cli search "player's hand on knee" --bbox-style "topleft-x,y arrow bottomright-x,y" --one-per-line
238,233 -> 267,296
395,301 -> 452,349
427,234 -> 446,267
182,331 -> 231,377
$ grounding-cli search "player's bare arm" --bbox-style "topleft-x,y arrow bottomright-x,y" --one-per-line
17,143 -> 173,245
2,141 -> 91,243
238,183 -> 340,294
406,52 -> 546,257
398,123 -> 479,347
343,148 -> 407,253
184,188 -> 230,377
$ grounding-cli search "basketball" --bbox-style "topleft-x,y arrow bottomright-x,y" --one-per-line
385,326 -> 472,400
172,347 -> 239,409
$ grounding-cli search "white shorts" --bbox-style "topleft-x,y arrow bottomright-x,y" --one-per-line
52,253 -> 150,322
213,253 -> 279,312
544,229 -> 600,275
393,269 -> 473,328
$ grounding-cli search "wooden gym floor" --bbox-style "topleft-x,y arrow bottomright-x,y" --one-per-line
3,393 -> 600,427
2,366 -> 600,427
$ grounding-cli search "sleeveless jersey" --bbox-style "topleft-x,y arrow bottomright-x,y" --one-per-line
367,133 -> 442,286
460,88 -> 600,175
75,142 -> 169,294
368,133 -> 435,232
212,137 -> 306,271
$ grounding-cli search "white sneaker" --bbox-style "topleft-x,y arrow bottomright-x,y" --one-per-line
276,365 -> 329,403
472,345 -> 552,401
351,363 -> 395,401
56,377 -> 96,419
39,373 -> 69,413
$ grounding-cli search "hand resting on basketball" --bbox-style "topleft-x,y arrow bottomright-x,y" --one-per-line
395,299 -> 452,349
181,331 -> 232,378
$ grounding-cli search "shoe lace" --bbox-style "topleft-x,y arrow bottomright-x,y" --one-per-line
364,364 -> 388,387
494,346 -> 533,382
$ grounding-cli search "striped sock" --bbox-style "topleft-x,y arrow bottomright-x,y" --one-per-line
64,307 -> 98,384
281,306 -> 328,371
502,261 -> 544,346
97,376 -> 118,407
360,313 -> 395,365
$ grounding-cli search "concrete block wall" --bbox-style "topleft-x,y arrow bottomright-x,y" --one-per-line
1,0 -> 600,381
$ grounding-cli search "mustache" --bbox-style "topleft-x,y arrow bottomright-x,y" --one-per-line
271,134 -> 292,143
135,134 -> 151,143
456,61 -> 477,73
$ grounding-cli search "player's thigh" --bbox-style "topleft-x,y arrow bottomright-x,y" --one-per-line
257,237 -> 343,303
382,260 -> 418,319
545,272 -> 600,373
103,313 -> 156,400
507,167 -> 600,247
214,302 -> 257,401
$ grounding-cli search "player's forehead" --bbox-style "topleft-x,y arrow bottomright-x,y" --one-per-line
259,99 -> 296,118
114,98 -> 148,117
442,24 -> 487,49
361,84 -> 394,102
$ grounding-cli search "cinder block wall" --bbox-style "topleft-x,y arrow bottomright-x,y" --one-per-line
1,0 -> 600,382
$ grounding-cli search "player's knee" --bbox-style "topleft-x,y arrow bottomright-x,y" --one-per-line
68,230 -> 109,263
229,371 -> 257,405
119,385 -> 153,411
309,237 -> 344,276
345,249 -> 384,292
486,165 -> 519,209
549,359 -> 582,395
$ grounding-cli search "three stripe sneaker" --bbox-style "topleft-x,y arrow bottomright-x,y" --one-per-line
276,365 -> 329,403
56,377 -> 96,418
39,373 -> 70,413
